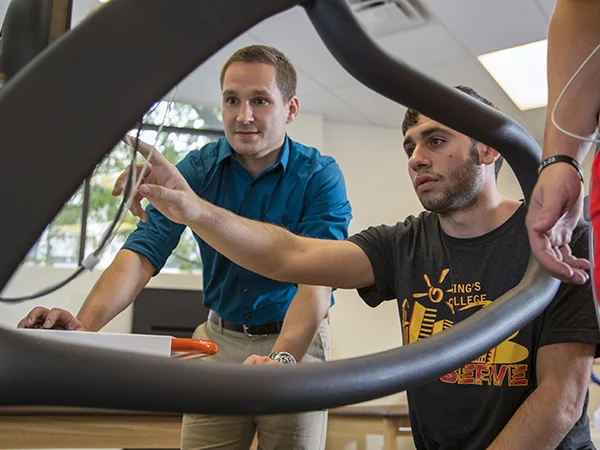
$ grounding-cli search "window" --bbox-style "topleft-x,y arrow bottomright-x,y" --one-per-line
24,187 -> 83,268
26,101 -> 223,274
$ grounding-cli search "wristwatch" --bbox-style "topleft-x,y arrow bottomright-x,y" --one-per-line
268,351 -> 297,365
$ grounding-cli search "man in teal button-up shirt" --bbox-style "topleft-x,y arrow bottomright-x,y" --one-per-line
18,45 -> 352,450
123,134 -> 350,326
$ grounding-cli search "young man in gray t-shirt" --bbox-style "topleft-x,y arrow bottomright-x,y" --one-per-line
112,86 -> 600,450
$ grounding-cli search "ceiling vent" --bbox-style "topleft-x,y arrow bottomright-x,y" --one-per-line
349,0 -> 433,37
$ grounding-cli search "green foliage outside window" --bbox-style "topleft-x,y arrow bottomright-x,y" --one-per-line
25,101 -> 223,274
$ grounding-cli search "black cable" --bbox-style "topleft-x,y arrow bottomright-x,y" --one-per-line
0,122 -> 143,303
92,123 -> 141,257
0,266 -> 85,302
89,96 -> 180,258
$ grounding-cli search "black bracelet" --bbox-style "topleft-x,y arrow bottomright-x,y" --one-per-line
537,155 -> 584,183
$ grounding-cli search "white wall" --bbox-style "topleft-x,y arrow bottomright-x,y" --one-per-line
287,112 -> 324,150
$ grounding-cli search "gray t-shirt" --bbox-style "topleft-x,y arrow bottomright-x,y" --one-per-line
349,203 -> 600,450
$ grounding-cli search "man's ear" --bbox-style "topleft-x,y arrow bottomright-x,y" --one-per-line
286,96 -> 300,124
479,143 -> 500,167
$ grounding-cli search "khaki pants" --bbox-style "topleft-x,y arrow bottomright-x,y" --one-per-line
180,318 -> 330,450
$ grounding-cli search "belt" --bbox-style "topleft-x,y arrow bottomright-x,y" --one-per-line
208,311 -> 283,336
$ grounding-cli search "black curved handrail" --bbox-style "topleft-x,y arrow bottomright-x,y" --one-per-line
0,0 -> 560,414
306,0 -> 540,201
0,0 -> 72,85
0,258 -> 557,414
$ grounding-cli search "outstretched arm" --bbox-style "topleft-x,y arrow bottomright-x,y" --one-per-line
129,139 -> 375,290
145,181 -> 372,289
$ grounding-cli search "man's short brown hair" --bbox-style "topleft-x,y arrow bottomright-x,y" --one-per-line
220,45 -> 297,100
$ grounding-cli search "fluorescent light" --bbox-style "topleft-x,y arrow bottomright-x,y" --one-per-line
478,40 -> 548,111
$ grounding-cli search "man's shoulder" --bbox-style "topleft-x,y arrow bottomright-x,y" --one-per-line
401,211 -> 438,235
358,212 -> 435,240
411,211 -> 436,225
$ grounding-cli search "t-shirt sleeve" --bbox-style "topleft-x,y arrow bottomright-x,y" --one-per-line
121,151 -> 204,275
538,222 -> 600,357
348,224 -> 400,307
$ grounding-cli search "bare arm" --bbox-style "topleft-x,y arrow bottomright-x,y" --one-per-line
272,285 -> 331,360
525,0 -> 600,284
17,249 -> 155,330
77,249 -> 155,331
182,196 -> 374,290
544,0 -> 600,162
245,284 -> 332,366
488,342 -> 595,450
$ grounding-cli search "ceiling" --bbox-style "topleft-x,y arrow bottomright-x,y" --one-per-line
0,0 -> 556,143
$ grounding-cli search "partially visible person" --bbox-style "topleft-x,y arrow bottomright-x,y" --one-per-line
17,45 -> 352,450
526,0 -> 600,285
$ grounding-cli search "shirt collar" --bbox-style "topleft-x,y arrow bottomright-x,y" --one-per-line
275,134 -> 291,173
216,134 -> 291,173
216,137 -> 234,166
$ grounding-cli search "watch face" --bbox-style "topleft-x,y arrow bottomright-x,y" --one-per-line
269,352 -> 296,365
278,353 -> 295,364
